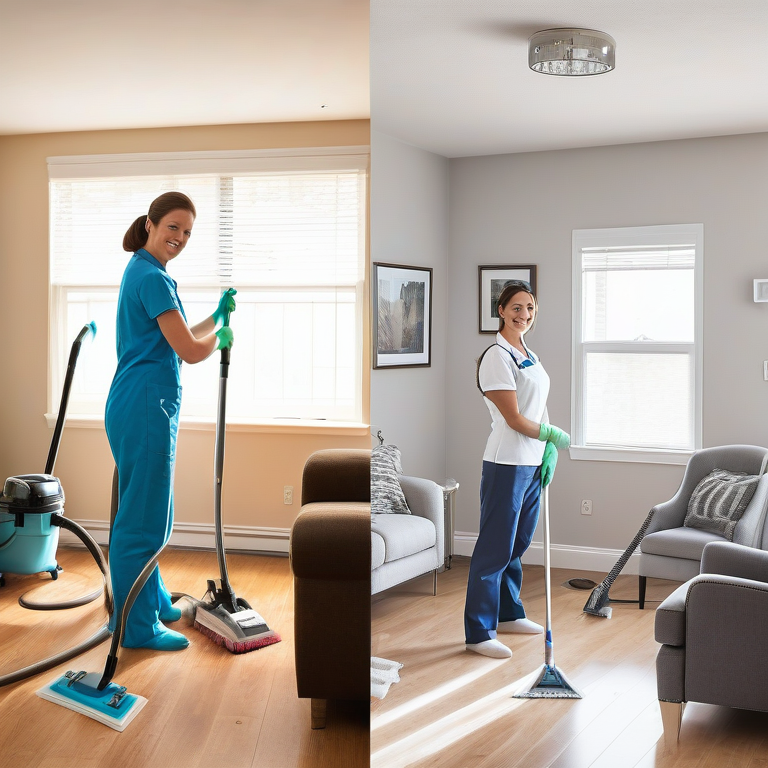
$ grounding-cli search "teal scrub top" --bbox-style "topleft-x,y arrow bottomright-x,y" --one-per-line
110,248 -> 187,393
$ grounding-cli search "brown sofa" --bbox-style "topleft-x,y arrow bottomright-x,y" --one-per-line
289,448 -> 371,729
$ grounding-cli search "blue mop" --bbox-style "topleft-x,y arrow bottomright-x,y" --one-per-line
35,534 -> 168,730
36,671 -> 147,732
513,485 -> 582,699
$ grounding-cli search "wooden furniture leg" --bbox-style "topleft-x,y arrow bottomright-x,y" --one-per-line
311,698 -> 327,730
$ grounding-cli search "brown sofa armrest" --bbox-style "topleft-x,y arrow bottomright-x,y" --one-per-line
290,502 -> 371,580
301,449 -> 371,505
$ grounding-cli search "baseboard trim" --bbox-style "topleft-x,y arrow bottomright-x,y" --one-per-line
453,531 -> 639,575
58,519 -> 291,555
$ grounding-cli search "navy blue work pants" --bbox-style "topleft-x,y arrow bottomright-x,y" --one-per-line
464,461 -> 542,644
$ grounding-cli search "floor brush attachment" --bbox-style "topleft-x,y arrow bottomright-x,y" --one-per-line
194,601 -> 281,654
583,581 -> 613,619
36,670 -> 146,731
582,508 -> 656,619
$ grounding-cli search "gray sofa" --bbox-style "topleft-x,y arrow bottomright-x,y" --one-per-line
371,474 -> 444,595
655,539 -> 768,744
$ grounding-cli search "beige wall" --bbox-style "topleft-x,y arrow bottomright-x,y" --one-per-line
0,120 -> 370,530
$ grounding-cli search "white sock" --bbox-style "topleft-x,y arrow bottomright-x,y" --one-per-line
497,618 -> 544,634
465,639 -> 512,658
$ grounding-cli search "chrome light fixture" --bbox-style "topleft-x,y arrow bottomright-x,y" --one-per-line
529,28 -> 615,76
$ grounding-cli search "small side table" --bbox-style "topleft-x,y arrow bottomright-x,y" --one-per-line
439,481 -> 459,571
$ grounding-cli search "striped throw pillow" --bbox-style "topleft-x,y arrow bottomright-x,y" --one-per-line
371,445 -> 411,515
684,468 -> 760,540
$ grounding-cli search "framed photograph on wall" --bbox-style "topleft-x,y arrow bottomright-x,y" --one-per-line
373,262 -> 432,368
478,264 -> 537,334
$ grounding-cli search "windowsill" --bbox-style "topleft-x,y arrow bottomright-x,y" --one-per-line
44,413 -> 370,437
569,445 -> 693,466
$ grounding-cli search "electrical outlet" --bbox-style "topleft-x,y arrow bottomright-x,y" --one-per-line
283,486 -> 293,505
581,499 -> 592,515
764,361 -> 768,381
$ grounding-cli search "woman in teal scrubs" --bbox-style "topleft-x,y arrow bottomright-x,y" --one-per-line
106,191 -> 235,651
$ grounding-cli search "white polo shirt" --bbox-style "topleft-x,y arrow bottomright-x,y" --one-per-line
478,333 -> 550,466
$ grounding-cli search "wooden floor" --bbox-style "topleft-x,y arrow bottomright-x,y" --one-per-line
371,558 -> 768,768
0,547 -> 368,768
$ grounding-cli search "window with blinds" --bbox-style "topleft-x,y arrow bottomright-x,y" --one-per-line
48,148 -> 368,423
571,224 -> 703,461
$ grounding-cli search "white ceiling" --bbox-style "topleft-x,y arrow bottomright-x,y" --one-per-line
371,0 -> 768,157
0,0 -> 369,135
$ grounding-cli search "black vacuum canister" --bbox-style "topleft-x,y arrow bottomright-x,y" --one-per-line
0,474 -> 65,515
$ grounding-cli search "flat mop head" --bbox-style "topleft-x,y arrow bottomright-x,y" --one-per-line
194,604 -> 281,654
513,664 -> 583,699
36,670 -> 147,731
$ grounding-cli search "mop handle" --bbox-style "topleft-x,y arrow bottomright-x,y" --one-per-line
542,484 -> 555,668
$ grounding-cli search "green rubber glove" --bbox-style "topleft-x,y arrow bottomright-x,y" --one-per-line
538,423 -> 571,450
213,288 -> 237,329
541,441 -> 558,487
215,326 -> 234,350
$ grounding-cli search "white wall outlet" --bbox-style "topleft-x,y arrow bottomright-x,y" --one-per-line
764,361 -> 768,381
283,486 -> 293,505
581,499 -> 592,515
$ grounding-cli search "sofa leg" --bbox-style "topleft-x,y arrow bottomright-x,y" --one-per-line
311,698 -> 327,730
659,700 -> 684,748
639,575 -> 647,609
432,569 -> 437,596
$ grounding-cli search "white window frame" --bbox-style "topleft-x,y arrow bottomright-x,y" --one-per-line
47,147 -> 370,435
570,223 -> 704,465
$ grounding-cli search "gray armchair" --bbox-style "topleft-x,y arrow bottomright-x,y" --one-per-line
639,444 -> 768,607
371,474 -> 444,595
655,540 -> 768,744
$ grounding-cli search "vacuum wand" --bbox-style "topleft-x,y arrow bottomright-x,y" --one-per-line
213,307 -> 237,612
45,322 -> 97,476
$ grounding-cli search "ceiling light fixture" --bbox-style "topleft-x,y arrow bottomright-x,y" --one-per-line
529,28 -> 615,76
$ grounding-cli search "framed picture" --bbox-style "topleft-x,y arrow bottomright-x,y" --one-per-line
373,262 -> 432,368
478,264 -> 537,334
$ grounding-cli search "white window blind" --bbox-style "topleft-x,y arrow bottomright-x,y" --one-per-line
572,224 -> 703,462
48,148 -> 368,424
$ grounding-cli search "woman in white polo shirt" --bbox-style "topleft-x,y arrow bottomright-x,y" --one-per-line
464,280 -> 570,659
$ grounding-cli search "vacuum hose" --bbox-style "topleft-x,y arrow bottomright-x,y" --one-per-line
0,515 -> 112,688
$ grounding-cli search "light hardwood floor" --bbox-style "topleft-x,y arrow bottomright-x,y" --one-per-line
371,558 -> 768,768
0,547 -> 368,768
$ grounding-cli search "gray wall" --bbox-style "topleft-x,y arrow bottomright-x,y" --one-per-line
370,130 -> 449,482
447,132 -> 768,558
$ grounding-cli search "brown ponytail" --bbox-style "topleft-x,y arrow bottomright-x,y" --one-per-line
122,191 -> 197,253
123,215 -> 149,252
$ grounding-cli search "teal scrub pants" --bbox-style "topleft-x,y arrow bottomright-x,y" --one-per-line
106,382 -> 181,647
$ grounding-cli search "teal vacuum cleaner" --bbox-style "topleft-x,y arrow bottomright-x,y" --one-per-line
0,322 -> 98,589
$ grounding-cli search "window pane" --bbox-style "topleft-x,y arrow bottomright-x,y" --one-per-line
583,269 -> 694,342
176,288 -> 359,420
231,174 -> 362,286
584,352 -> 692,450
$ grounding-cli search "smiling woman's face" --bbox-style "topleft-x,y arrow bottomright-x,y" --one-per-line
498,290 -> 536,334
144,209 -> 195,265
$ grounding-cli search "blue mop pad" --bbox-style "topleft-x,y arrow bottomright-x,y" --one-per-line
36,671 -> 147,731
